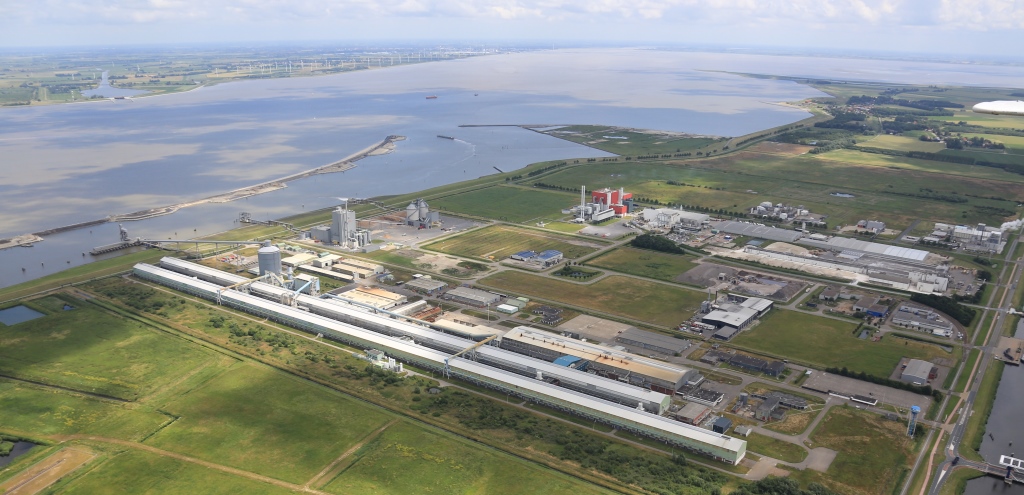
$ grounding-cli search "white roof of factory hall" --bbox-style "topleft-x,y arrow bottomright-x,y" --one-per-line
973,100 -> 1024,116
799,237 -> 929,261
641,208 -> 709,222
703,309 -> 757,327
738,297 -> 773,313
501,327 -> 691,383
446,286 -> 500,303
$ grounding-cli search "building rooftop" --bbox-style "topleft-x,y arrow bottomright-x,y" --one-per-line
616,328 -> 691,353
713,221 -> 804,242
738,297 -> 773,313
501,327 -> 691,384
404,277 -> 448,292
677,402 -> 710,419
446,287 -> 500,304
536,250 -> 563,260
512,250 -> 536,259
903,359 -> 934,380
704,309 -> 757,327
339,286 -> 407,308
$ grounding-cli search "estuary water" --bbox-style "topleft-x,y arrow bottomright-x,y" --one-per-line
3,48 -> 1024,289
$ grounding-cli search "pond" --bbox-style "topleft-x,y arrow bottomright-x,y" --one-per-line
0,442 -> 38,467
0,305 -> 45,326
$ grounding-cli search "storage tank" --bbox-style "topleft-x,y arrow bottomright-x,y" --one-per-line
257,240 -> 282,276
417,199 -> 430,221
406,202 -> 420,223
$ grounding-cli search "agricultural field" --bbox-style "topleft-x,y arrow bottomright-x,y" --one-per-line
0,294 -> 217,401
587,247 -> 699,282
423,224 -> 605,261
479,272 -> 706,327
55,450 -> 298,495
145,363 -> 394,484
854,134 -> 946,153
802,405 -> 922,495
429,185 -> 576,223
535,149 -> 1024,230
323,421 -> 613,495
731,310 -> 954,377
537,125 -> 726,156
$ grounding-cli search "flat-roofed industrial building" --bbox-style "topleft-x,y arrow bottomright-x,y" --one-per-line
338,286 -> 407,310
499,327 -> 700,394
616,328 -> 692,355
404,277 -> 448,295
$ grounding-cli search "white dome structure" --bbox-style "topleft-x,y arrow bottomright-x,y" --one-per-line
972,100 -> 1024,116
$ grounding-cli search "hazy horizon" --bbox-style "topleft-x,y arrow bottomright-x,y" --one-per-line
1,0 -> 1022,61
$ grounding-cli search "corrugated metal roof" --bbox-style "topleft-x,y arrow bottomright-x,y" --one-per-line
713,222 -> 804,242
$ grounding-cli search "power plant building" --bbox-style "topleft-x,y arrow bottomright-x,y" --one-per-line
498,327 -> 700,394
129,258 -> 748,464
406,198 -> 440,228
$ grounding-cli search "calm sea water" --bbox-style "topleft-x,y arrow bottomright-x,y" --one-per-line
3,48 -> 1024,289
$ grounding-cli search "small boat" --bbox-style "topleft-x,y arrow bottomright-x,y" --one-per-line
425,95 -> 438,99
437,135 -> 455,140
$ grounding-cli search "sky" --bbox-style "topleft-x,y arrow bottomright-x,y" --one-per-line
1,0 -> 1023,59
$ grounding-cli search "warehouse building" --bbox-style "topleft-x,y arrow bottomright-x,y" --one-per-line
641,208 -> 710,231
499,327 -> 701,394
404,277 -> 448,295
891,305 -> 954,335
430,317 -> 503,340
702,309 -> 758,331
444,287 -> 501,307
131,260 -> 747,464
616,328 -> 692,355
676,403 -> 711,425
901,359 -> 937,385
713,221 -> 805,242
534,250 -> 564,267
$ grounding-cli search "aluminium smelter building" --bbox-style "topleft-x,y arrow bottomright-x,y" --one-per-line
133,259 -> 746,464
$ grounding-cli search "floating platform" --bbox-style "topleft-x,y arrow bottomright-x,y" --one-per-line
995,336 -> 1024,365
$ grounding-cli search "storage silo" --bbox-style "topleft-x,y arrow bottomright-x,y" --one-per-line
406,201 -> 420,224
417,199 -> 430,222
257,240 -> 282,276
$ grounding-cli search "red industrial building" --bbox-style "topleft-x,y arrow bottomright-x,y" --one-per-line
591,187 -> 633,215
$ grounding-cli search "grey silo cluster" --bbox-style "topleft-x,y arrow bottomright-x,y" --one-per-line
257,240 -> 282,276
405,198 -> 440,227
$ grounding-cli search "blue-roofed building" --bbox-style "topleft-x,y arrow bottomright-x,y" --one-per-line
553,355 -> 587,370
510,250 -> 537,261
535,250 -> 564,267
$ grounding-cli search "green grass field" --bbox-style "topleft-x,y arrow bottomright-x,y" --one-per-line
324,421 -> 613,495
423,225 -> 604,261
0,250 -> 165,303
0,380 -> 170,440
806,405 -> 920,495
479,272 -> 705,327
745,432 -> 807,463
731,310 -> 953,377
429,185 -> 575,223
145,363 -> 394,484
854,134 -> 946,153
0,295 -> 216,401
586,247 -> 699,282
954,348 -> 981,393
56,450 -> 298,495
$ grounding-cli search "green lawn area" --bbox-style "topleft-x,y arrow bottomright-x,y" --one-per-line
540,125 -> 725,156
586,247 -> 698,282
0,295 -> 216,401
745,432 -> 807,464
423,225 -> 604,261
478,272 -> 705,327
57,450 -> 297,495
323,421 -> 614,495
145,363 -> 394,484
807,405 -> 920,495
961,360 -> 1004,461
430,185 -> 575,223
0,380 -> 169,440
731,310 -> 953,377
855,134 -> 946,153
